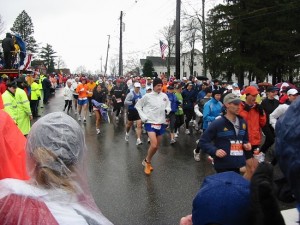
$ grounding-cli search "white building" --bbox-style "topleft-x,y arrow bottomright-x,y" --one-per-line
140,49 -> 205,79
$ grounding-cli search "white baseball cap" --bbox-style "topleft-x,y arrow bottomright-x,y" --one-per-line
134,82 -> 141,88
287,88 -> 298,95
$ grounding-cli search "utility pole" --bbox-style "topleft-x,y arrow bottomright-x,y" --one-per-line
100,56 -> 103,73
202,0 -> 207,77
119,11 -> 123,77
175,0 -> 181,79
104,35 -> 110,77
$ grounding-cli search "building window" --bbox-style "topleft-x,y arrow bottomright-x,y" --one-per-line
182,62 -> 185,66
194,62 -> 197,66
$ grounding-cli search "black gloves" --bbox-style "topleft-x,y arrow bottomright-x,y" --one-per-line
244,104 -> 252,112
250,163 -> 285,225
256,104 -> 264,116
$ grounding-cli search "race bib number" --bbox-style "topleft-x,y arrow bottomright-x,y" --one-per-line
151,124 -> 161,130
116,98 -> 122,103
230,143 -> 243,156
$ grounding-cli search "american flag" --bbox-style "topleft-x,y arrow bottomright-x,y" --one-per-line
19,53 -> 33,70
160,40 -> 168,60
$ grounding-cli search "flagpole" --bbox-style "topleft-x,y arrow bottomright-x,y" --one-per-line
175,0 -> 181,80
119,11 -> 123,77
104,35 -> 110,77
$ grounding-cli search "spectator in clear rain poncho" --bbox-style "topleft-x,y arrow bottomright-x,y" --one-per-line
0,112 -> 113,225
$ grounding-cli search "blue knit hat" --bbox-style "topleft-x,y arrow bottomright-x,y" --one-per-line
192,172 -> 251,225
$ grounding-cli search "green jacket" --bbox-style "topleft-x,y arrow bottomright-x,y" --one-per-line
175,92 -> 184,115
39,75 -> 45,90
31,82 -> 41,100
2,88 -> 32,135
15,88 -> 32,135
2,90 -> 18,122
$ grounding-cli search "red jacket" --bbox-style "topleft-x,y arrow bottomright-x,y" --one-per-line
0,82 -> 7,94
0,93 -> 3,109
0,111 -> 29,180
238,102 -> 266,146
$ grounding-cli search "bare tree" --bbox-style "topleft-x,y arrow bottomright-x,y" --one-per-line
182,0 -> 207,77
75,65 -> 87,74
0,14 -> 5,36
123,54 -> 140,75
56,56 -> 66,70
109,57 -> 119,77
160,22 -> 176,77
182,18 -> 202,77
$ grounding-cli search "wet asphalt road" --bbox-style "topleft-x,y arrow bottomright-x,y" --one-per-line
39,88 -> 214,225
38,88 -> 295,225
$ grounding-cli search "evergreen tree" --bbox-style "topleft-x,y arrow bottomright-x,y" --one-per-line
206,0 -> 300,84
10,10 -> 38,53
142,59 -> 155,77
40,44 -> 57,74
48,58 -> 55,74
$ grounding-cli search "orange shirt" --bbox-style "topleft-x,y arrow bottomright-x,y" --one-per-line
162,84 -> 168,93
76,83 -> 88,99
86,82 -> 96,97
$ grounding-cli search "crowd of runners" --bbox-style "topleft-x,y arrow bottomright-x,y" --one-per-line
47,73 -> 299,178
2,72 -> 299,176
1,71 -> 300,224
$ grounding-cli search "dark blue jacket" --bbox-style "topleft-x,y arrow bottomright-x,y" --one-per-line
166,92 -> 179,113
197,90 -> 206,102
200,115 -> 249,170
182,89 -> 196,110
275,97 -> 300,203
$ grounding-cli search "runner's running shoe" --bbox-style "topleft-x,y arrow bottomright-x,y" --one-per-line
125,132 -> 129,142
136,138 -> 143,146
142,159 -> 153,174
193,149 -> 200,162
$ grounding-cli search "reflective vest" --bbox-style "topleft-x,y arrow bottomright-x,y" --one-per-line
2,90 -> 18,122
39,75 -> 46,90
31,82 -> 41,100
15,88 -> 32,135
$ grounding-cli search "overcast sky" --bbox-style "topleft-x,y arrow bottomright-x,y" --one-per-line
0,0 -> 220,73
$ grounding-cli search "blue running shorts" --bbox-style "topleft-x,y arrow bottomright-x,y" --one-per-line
78,99 -> 88,106
145,123 -> 166,136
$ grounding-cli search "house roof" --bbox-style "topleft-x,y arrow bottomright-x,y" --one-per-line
140,56 -> 176,67
55,68 -> 71,75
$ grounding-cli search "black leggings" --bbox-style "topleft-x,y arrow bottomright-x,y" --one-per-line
195,129 -> 205,153
88,97 -> 93,113
174,114 -> 184,133
184,109 -> 194,129
64,100 -> 72,112
168,112 -> 176,133
113,103 -> 122,117
260,125 -> 275,154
